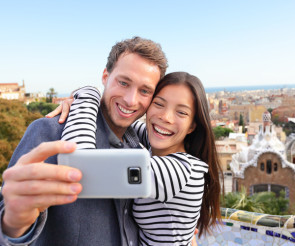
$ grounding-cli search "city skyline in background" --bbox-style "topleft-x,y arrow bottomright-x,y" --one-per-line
1,0 -> 295,94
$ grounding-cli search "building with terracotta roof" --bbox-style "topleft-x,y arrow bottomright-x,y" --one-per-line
0,81 -> 25,100
272,106 -> 295,123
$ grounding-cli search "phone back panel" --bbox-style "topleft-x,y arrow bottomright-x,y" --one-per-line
58,149 -> 151,198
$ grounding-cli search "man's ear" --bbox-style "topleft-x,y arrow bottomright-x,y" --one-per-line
102,68 -> 109,87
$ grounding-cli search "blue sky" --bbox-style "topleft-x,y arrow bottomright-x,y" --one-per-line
1,0 -> 295,95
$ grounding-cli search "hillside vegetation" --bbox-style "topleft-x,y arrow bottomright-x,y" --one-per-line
0,99 -> 58,183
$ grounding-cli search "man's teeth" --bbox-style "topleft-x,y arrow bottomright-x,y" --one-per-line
118,105 -> 134,114
154,125 -> 172,135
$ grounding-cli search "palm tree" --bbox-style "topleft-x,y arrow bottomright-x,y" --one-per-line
253,190 -> 289,215
231,186 -> 265,213
221,187 -> 289,215
221,186 -> 264,213
46,88 -> 57,103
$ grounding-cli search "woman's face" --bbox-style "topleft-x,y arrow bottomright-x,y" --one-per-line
146,84 -> 196,156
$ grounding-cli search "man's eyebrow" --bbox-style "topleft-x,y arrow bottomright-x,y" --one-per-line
142,84 -> 155,91
118,75 -> 132,82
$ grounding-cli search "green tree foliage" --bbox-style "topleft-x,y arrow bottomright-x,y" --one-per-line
270,111 -> 295,135
27,101 -> 58,116
267,108 -> 273,114
282,122 -> 295,136
213,126 -> 233,140
272,114 -> 280,126
239,114 -> 244,126
0,99 -> 43,183
46,88 -> 57,103
221,187 -> 289,215
221,186 -> 265,213
254,190 -> 289,215
239,114 -> 246,133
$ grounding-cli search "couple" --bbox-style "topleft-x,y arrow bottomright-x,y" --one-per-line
0,37 -> 221,245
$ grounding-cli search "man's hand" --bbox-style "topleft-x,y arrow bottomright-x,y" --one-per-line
1,141 -> 82,238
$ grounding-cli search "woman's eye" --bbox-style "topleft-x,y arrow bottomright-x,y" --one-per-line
178,111 -> 188,116
154,102 -> 163,107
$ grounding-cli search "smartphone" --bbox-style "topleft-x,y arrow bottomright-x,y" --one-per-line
57,149 -> 151,199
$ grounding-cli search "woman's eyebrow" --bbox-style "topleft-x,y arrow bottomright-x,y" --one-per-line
178,104 -> 193,112
155,96 -> 166,102
155,96 -> 192,111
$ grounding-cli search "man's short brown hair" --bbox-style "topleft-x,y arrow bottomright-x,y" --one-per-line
106,37 -> 168,79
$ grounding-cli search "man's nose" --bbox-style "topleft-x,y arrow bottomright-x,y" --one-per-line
124,89 -> 138,107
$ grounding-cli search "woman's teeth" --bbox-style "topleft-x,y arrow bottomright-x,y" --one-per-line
154,125 -> 173,136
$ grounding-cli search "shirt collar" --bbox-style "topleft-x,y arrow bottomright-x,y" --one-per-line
98,109 -> 140,149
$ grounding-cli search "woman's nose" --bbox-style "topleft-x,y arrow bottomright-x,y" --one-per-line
160,110 -> 174,123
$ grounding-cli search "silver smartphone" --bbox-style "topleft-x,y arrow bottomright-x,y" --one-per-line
57,149 -> 151,199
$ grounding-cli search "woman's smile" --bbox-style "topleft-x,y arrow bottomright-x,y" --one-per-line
152,124 -> 174,137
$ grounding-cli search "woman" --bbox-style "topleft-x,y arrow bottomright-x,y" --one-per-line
48,72 -> 222,245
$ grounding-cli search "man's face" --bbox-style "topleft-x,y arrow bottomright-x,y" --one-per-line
101,53 -> 161,137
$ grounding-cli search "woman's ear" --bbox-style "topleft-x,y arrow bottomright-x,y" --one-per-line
102,68 -> 109,87
188,121 -> 197,134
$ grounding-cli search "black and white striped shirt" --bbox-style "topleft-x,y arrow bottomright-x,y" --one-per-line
61,86 -> 208,246
132,121 -> 208,246
61,86 -> 101,149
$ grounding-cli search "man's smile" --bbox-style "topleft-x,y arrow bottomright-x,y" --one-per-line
117,103 -> 136,115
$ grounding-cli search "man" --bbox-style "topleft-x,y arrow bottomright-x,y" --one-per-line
0,37 -> 168,246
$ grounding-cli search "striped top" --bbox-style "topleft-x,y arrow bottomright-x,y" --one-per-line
60,86 -> 208,246
132,121 -> 208,246
61,86 -> 101,149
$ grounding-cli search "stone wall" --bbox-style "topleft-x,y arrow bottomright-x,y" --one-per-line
235,152 -> 295,204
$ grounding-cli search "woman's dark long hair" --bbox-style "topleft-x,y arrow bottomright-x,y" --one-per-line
153,72 -> 223,237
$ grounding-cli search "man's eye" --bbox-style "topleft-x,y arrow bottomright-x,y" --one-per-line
141,89 -> 150,95
119,81 -> 127,86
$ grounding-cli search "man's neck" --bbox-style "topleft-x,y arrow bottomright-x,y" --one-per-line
101,107 -> 126,142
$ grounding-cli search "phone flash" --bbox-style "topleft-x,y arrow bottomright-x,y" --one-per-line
128,167 -> 141,184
